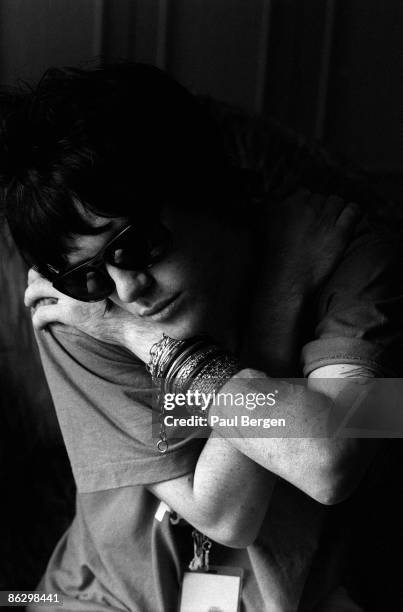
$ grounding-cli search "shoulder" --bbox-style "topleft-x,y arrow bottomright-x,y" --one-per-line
303,217 -> 403,377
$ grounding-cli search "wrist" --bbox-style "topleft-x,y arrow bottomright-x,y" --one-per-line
120,321 -> 163,363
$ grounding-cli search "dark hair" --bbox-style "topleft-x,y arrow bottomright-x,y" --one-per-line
0,63 -> 233,273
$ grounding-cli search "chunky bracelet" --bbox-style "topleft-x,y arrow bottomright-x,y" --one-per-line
171,345 -> 220,393
147,334 -> 240,450
147,335 -> 186,382
187,353 -> 239,407
148,335 -> 238,392
164,339 -> 207,389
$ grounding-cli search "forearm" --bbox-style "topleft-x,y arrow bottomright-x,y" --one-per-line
208,369 -> 374,504
192,432 -> 275,543
149,433 -> 275,547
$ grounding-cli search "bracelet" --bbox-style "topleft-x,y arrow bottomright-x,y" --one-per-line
171,345 -> 221,394
187,354 -> 239,404
147,335 -> 186,381
164,339 -> 207,389
147,334 -> 240,451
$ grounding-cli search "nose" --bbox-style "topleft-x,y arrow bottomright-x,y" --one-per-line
105,264 -> 152,303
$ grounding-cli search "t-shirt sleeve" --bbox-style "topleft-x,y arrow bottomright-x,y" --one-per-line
35,324 -> 205,493
302,220 -> 403,377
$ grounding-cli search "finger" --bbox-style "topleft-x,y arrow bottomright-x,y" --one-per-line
31,297 -> 59,312
28,267 -> 45,284
31,303 -> 63,330
24,278 -> 60,307
335,202 -> 361,229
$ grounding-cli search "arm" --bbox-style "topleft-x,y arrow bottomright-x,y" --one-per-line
27,278 -> 274,549
235,194 -> 402,504
24,192 -> 361,542
209,365 -> 380,505
148,434 -> 275,548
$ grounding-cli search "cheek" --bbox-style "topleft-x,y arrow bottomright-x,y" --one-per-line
153,208 -> 229,298
150,254 -> 194,294
157,246 -> 222,296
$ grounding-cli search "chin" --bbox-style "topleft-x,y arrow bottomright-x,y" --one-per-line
114,294 -> 217,340
162,315 -> 207,340
162,301 -> 213,339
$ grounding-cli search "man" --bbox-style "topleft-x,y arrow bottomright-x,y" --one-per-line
1,63 -> 402,611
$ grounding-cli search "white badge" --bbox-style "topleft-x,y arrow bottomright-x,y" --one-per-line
178,566 -> 243,612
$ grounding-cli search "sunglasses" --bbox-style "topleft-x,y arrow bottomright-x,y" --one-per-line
48,222 -> 171,302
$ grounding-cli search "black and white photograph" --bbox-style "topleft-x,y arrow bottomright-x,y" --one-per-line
1,1 -> 403,610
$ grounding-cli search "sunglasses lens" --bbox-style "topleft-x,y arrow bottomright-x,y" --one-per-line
107,223 -> 170,270
54,222 -> 171,301
55,267 -> 115,302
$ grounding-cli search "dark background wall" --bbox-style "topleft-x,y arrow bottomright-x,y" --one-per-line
1,0 -> 402,447
0,0 -> 402,198
0,0 -> 402,594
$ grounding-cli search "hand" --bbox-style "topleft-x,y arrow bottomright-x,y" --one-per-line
24,268 -> 162,363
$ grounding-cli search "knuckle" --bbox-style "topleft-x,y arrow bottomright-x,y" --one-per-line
25,287 -> 37,307
28,267 -> 41,283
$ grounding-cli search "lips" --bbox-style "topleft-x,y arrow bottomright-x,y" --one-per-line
138,293 -> 181,319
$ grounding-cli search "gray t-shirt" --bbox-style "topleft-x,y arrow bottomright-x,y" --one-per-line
35,326 -> 328,611
32,219 -> 403,611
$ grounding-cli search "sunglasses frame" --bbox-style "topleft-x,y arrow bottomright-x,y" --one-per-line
50,222 -> 170,302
